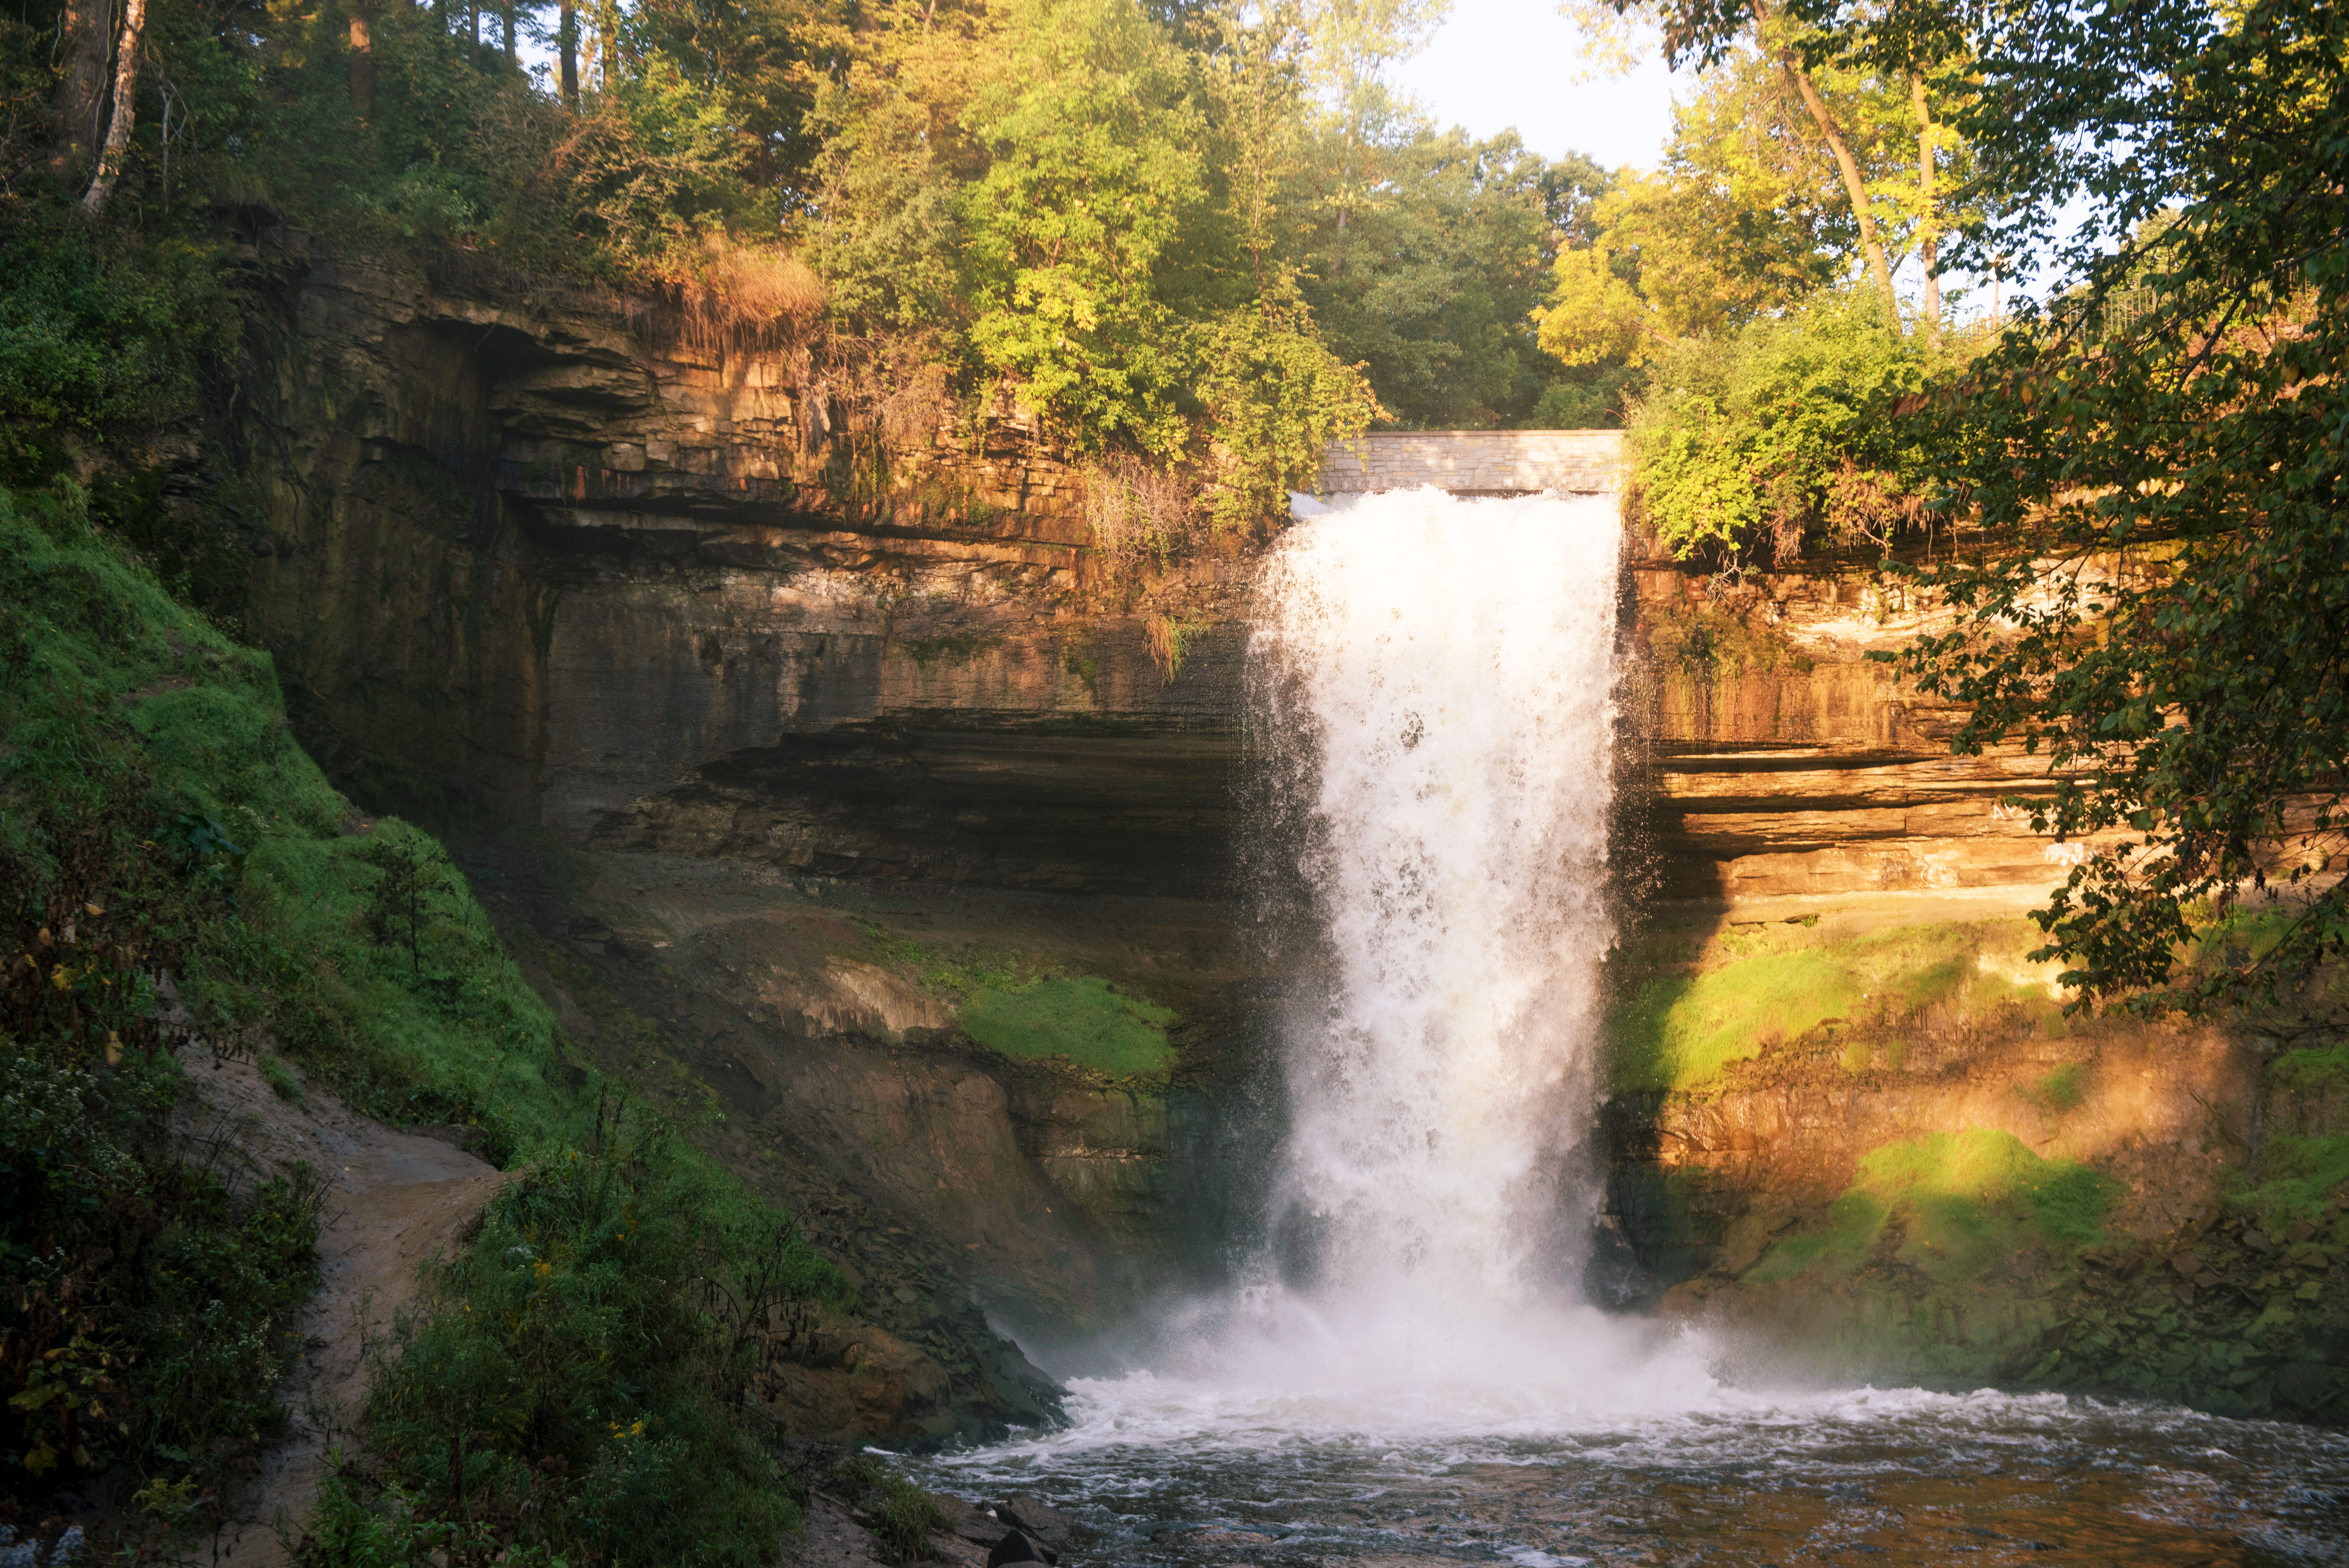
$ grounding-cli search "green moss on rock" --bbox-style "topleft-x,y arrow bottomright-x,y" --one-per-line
962,975 -> 1176,1076
1748,1129 -> 2116,1288
1608,918 -> 2062,1092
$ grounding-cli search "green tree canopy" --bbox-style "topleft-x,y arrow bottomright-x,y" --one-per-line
1880,0 -> 2349,1013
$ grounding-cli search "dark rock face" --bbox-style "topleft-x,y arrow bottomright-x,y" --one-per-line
232,232 -> 1248,899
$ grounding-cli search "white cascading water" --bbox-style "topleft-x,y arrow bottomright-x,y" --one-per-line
991,486 -> 1724,1441
1250,485 -> 1623,1302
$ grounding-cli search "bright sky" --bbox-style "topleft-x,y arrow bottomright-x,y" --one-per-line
1388,0 -> 1689,173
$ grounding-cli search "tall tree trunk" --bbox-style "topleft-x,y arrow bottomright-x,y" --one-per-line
469,0 -> 479,45
1779,52 -> 1898,321
1911,71 -> 1941,349
349,4 -> 377,121
51,0 -> 112,175
75,0 -> 143,218
1753,0 -> 1897,321
503,0 -> 517,63
559,0 -> 577,106
597,0 -> 617,86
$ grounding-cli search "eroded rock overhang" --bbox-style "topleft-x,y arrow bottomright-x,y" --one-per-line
236,237 -> 2087,909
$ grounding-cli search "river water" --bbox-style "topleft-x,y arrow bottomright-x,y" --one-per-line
915,490 -> 2349,1565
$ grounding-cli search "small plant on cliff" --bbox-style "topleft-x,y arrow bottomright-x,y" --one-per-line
357,832 -> 457,982
313,1114 -> 826,1568
826,1456 -> 946,1565
1624,290 -> 1954,567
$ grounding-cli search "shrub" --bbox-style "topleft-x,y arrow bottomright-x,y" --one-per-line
317,1122 -> 825,1568
1624,291 -> 1953,564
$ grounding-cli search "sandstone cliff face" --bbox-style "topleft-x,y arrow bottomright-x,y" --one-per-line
224,234 -> 2339,1417
1623,549 -> 2103,904
234,230 -> 1245,897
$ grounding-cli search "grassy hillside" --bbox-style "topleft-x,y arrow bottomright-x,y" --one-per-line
0,479 -> 845,1562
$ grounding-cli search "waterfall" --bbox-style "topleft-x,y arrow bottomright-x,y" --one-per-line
1249,486 -> 1624,1301
1019,484 -> 1716,1428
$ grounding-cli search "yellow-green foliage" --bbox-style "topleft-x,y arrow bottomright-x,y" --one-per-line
2020,1061 -> 2089,1114
1609,917 -> 2057,1091
327,1128 -> 811,1568
1749,1129 -> 2115,1286
2274,1043 -> 2349,1090
961,976 -> 1176,1076
857,921 -> 1179,1076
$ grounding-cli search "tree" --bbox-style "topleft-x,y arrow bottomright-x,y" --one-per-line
1201,0 -> 1313,305
560,0 -> 579,107
1579,0 -> 1971,329
1300,125 -> 1566,427
1299,0 -> 1452,235
1537,55 -> 1861,368
75,0 -> 144,216
1878,0 -> 2349,1013
50,0 -> 112,176
955,0 -> 1209,454
1758,0 -> 1896,316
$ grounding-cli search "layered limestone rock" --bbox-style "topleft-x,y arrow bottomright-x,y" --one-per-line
233,228 -> 1247,895
1623,548 -> 2109,905
230,226 -> 2085,913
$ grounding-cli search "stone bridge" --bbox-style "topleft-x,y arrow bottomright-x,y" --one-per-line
1317,429 -> 1625,497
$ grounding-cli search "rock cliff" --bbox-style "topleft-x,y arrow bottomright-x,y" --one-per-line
222,230 -> 1269,1381
216,230 -> 2345,1424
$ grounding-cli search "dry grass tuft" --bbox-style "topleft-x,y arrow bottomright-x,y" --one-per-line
1144,613 -> 1213,680
638,234 -> 826,356
676,232 -> 822,349
1086,454 -> 1200,581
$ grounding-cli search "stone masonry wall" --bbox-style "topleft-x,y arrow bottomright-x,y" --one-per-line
1317,429 -> 1625,494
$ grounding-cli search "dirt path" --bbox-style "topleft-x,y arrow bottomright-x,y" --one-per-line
172,1049 -> 509,1568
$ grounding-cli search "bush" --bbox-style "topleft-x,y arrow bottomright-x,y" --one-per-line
310,1120 -> 826,1568
1624,291 -> 1953,564
0,217 -> 238,429
825,1455 -> 945,1565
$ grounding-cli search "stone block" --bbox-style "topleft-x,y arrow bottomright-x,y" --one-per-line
1317,430 -> 1627,496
